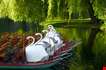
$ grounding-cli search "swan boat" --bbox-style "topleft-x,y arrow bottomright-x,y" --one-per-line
0,25 -> 81,69
0,39 -> 81,69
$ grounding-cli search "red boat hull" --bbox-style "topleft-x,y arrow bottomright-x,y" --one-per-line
0,40 -> 81,68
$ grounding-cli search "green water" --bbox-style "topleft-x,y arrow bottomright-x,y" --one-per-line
0,21 -> 90,70
0,20 -> 106,70
0,23 -> 21,32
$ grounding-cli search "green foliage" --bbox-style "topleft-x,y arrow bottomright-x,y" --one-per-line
67,0 -> 81,19
47,0 -> 69,20
0,0 -> 9,17
1,0 -> 106,22
0,0 -> 44,22
92,31 -> 106,70
47,0 -> 57,19
93,0 -> 106,18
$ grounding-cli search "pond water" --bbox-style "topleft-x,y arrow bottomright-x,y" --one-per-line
0,23 -> 20,32
0,21 -> 90,70
0,20 -> 105,70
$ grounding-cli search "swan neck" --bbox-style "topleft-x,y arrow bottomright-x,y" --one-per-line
35,33 -> 43,45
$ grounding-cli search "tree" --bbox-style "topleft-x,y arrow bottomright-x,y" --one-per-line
0,0 -> 44,23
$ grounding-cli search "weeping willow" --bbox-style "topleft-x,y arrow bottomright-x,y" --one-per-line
0,0 -> 106,22
93,0 -> 106,19
0,0 -> 44,23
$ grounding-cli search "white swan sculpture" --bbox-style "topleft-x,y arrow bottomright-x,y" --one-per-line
42,25 -> 64,51
25,33 -> 49,62
25,25 -> 63,62
25,36 -> 36,62
34,33 -> 43,45
36,32 -> 55,56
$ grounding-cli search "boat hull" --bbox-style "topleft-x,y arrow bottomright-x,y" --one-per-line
0,40 -> 81,69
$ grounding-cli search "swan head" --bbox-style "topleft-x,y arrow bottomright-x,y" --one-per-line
48,25 -> 54,30
42,30 -> 48,36
35,33 -> 42,36
42,30 -> 48,33
48,25 -> 56,33
26,36 -> 34,40
35,33 -> 43,44
26,36 -> 35,46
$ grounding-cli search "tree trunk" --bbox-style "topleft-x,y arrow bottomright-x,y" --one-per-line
81,0 -> 103,63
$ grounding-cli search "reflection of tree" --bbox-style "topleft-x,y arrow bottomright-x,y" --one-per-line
81,0 -> 103,66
